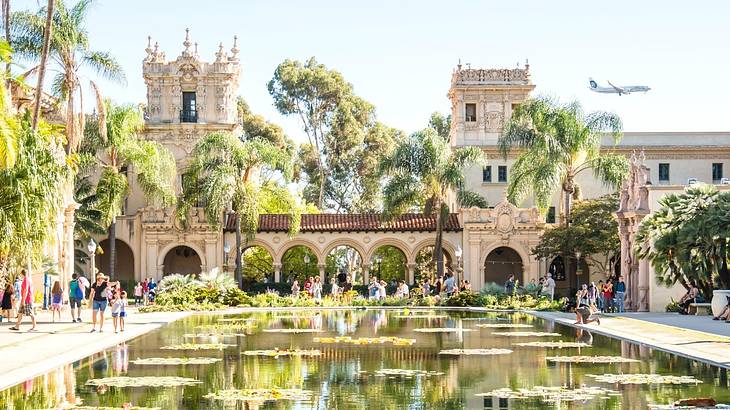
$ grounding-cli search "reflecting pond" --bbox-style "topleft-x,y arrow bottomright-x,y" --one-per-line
2,309 -> 730,409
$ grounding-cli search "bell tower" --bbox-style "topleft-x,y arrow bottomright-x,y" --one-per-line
448,62 -> 535,148
141,28 -> 241,160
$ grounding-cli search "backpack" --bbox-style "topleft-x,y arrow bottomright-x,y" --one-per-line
70,280 -> 84,300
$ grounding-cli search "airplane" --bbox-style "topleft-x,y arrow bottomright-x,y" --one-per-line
588,78 -> 650,95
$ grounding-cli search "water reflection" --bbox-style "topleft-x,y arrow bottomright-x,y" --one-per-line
1,310 -> 729,409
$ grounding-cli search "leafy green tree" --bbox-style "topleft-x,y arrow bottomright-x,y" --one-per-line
83,89 -> 176,279
428,112 -> 451,140
635,185 -> 730,298
268,57 -> 402,212
178,132 -> 297,288
532,194 -> 620,278
11,0 -> 126,153
380,128 -> 486,277
499,98 -> 628,226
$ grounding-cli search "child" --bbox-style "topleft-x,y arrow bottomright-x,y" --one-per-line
1,283 -> 15,322
111,290 -> 123,334
119,291 -> 128,332
133,283 -> 143,306
50,281 -> 63,323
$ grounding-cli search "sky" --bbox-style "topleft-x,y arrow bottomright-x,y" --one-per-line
14,0 -> 730,143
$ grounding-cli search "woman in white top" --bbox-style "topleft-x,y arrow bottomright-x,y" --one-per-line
312,277 -> 323,300
330,278 -> 339,298
377,280 -> 387,300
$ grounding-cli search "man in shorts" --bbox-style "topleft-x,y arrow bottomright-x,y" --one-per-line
68,273 -> 85,322
88,272 -> 109,332
10,270 -> 36,332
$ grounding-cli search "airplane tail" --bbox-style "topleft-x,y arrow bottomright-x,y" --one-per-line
588,78 -> 598,89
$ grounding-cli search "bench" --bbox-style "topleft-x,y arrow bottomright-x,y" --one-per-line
688,303 -> 712,316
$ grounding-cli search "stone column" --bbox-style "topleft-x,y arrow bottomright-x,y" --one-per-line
638,259 -> 649,312
362,263 -> 371,285
273,263 -> 282,283
205,238 -> 218,272
468,238 -> 481,289
406,263 -> 417,285
317,263 -> 326,282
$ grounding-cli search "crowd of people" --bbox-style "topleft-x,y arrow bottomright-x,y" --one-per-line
0,271 -> 163,333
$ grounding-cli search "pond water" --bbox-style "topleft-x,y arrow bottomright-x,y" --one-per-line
2,309 -> 729,409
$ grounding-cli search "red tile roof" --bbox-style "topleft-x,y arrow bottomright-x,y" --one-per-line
224,213 -> 461,233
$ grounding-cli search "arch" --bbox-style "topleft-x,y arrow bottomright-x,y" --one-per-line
162,245 -> 202,276
480,242 -> 531,271
275,239 -> 322,265
413,243 -> 454,281
280,244 -> 319,283
324,244 -> 364,285
157,241 -> 207,271
242,244 -> 274,283
412,238 -> 457,264
368,244 -> 408,283
96,238 -> 135,282
483,246 -> 524,285
322,239 -> 367,263
242,239 -> 278,264
365,238 -> 412,264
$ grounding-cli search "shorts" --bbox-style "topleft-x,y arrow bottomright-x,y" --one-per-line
21,303 -> 33,316
50,302 -> 62,310
120,311 -> 126,318
92,300 -> 108,312
112,312 -> 120,318
576,306 -> 591,318
69,298 -> 81,309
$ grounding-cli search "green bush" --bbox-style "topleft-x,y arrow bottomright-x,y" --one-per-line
444,291 -> 484,307
223,288 -> 251,306
480,282 -> 507,297
665,298 -> 682,313
193,287 -> 222,304
154,285 -> 196,306
138,302 -> 224,313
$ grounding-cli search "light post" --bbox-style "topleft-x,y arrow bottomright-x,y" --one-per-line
87,239 -> 97,278
223,242 -> 231,272
575,251 -> 582,287
375,255 -> 383,280
304,254 -> 311,279
455,245 -> 463,282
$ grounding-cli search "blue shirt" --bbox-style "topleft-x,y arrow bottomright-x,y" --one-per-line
615,282 -> 626,292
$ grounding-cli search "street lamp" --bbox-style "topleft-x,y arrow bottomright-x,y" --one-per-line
304,254 -> 311,278
87,239 -> 97,278
455,245 -> 463,282
375,255 -> 383,280
575,251 -> 582,287
223,242 -> 231,271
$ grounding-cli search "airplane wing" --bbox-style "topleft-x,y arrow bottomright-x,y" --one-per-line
607,81 -> 625,93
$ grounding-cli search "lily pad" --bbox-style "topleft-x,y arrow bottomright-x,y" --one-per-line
196,323 -> 255,331
313,336 -> 416,346
546,356 -> 639,364
476,386 -> 620,403
204,388 -> 313,402
262,328 -> 323,333
513,341 -> 591,348
130,357 -> 222,365
374,369 -> 444,377
160,343 -> 233,351
217,317 -> 257,322
439,348 -> 513,356
86,376 -> 201,388
475,323 -> 534,329
393,315 -> 449,319
183,333 -> 246,338
413,328 -> 473,333
242,349 -> 322,358
587,373 -> 702,385
492,331 -> 561,337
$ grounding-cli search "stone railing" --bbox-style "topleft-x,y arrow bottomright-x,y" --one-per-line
451,68 -> 530,86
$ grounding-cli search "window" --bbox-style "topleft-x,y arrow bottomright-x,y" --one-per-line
546,206 -> 556,224
658,163 -> 670,183
712,163 -> 723,182
482,166 -> 492,183
465,103 -> 477,122
181,91 -> 197,123
498,165 -> 507,183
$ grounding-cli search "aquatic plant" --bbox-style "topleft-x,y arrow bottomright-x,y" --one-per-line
373,369 -> 444,377
160,343 -> 233,351
85,376 -> 201,387
476,386 -> 620,403
242,349 -> 322,358
586,373 -> 702,385
262,328 -> 323,333
203,388 -> 313,402
546,356 -> 639,364
512,341 -> 590,348
438,349 -> 513,356
413,328 -> 472,333
130,357 -> 222,365
492,331 -> 561,337
313,336 -> 416,346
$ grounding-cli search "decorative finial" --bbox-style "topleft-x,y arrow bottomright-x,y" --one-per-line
230,35 -> 239,59
183,28 -> 192,55
215,42 -> 225,62
194,42 -> 198,56
153,42 -> 159,55
630,150 -> 637,165
457,58 -> 462,71
145,36 -> 153,60
525,58 -> 530,70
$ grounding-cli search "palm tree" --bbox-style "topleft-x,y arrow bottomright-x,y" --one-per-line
86,86 -> 176,279
498,98 -> 628,226
178,131 -> 298,288
10,0 -> 125,153
380,128 -> 486,278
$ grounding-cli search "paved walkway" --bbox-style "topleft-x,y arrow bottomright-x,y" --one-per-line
0,306 -> 196,391
532,311 -> 730,369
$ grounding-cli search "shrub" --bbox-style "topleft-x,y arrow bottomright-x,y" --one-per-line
223,288 -> 251,306
155,285 -> 196,306
159,274 -> 198,293
480,282 -> 506,297
665,298 -> 682,313
193,287 -> 222,304
444,291 -> 483,307
199,268 -> 236,291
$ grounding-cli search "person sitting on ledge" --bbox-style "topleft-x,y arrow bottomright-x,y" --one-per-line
678,282 -> 704,315
712,296 -> 730,322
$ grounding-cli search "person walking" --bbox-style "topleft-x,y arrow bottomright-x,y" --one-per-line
69,273 -> 85,323
602,280 -> 614,312
133,283 -> 143,306
88,273 -> 109,333
504,274 -> 516,295
596,280 -> 605,312
312,277 -> 322,301
1,283 -> 15,323
444,273 -> 456,297
119,291 -> 128,331
615,276 -> 627,313
291,280 -> 300,298
10,270 -> 37,332
142,279 -> 149,305
545,274 -> 556,301
49,281 -> 63,323
110,290 -> 122,333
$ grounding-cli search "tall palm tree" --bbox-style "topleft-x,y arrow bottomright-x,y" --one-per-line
0,40 -> 17,170
178,131 -> 298,288
380,128 -> 486,278
86,86 -> 176,279
498,98 -> 628,226
10,0 -> 125,153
